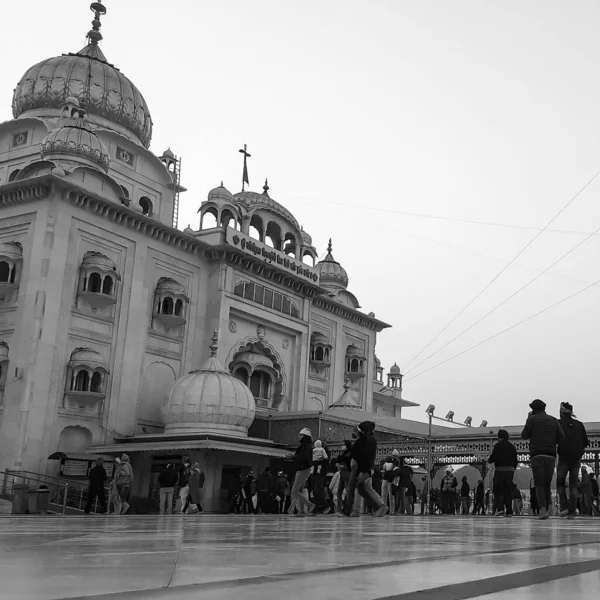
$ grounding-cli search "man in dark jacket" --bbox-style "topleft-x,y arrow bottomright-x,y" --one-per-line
488,429 -> 518,517
257,466 -> 274,514
344,421 -> 387,517
84,458 -> 107,514
459,476 -> 470,515
557,402 -> 588,519
158,463 -> 179,515
522,398 -> 564,520
289,427 -> 315,515
396,459 -> 413,515
472,480 -> 485,515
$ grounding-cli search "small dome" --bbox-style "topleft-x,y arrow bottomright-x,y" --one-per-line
69,348 -> 106,370
389,363 -> 401,375
183,225 -> 194,234
233,191 -> 301,231
81,251 -> 117,273
41,117 -> 110,172
375,355 -> 381,367
316,239 -> 348,291
300,227 -> 312,246
161,333 -> 256,436
208,184 -> 234,204
0,242 -> 22,261
162,148 -> 175,159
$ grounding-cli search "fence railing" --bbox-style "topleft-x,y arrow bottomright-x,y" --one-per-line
0,470 -> 110,515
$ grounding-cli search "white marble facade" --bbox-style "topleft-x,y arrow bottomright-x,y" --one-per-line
0,4 -> 407,487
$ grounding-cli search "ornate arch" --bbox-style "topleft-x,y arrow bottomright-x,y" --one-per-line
226,336 -> 287,410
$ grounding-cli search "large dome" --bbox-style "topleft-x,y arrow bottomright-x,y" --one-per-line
161,334 -> 256,436
11,4 -> 152,148
316,239 -> 349,291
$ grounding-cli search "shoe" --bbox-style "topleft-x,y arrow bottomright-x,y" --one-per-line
322,507 -> 332,515
121,502 -> 130,515
306,502 -> 316,514
374,506 -> 389,518
567,514 -> 576,520
494,511 -> 504,517
505,514 -> 513,518
349,512 -> 360,518
334,512 -> 345,518
538,508 -> 549,520
559,509 -> 569,518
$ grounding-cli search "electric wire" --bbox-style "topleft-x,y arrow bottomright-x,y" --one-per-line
401,167 -> 600,370
278,191 -> 597,236
404,277 -> 600,382
404,221 -> 600,375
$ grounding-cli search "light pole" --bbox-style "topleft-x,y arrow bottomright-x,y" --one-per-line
312,397 -> 325,439
425,405 -> 435,513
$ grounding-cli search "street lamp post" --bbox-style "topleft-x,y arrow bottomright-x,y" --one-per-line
425,405 -> 435,513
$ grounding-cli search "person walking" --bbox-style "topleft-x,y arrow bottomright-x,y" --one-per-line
158,463 -> 178,515
488,429 -> 518,517
344,421 -> 388,517
440,468 -> 458,515
257,466 -> 274,514
512,484 -> 523,516
522,399 -> 564,520
311,440 -> 329,514
472,480 -> 485,515
84,458 -> 107,514
580,468 -> 593,516
420,477 -> 429,515
556,402 -> 588,519
381,451 -> 400,515
275,472 -> 289,514
113,454 -> 134,516
396,458 -> 413,515
459,476 -> 470,515
334,440 -> 353,515
289,428 -> 315,516
407,476 -> 416,515
183,462 -> 205,514
242,471 -> 257,514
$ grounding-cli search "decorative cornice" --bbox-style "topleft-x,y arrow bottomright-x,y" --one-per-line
0,180 -> 50,207
42,139 -> 110,171
312,295 -> 390,332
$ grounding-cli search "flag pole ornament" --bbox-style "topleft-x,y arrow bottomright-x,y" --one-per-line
239,144 -> 251,192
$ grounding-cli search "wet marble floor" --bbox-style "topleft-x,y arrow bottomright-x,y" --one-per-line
0,514 -> 599,600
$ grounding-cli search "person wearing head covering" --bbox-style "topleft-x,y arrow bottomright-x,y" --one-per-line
183,462 -> 205,514
334,440 -> 353,515
343,421 -> 388,518
381,450 -> 400,515
521,399 -> 565,520
288,428 -> 315,516
472,480 -> 485,515
158,463 -> 179,515
488,429 -> 518,517
440,467 -> 458,515
111,454 -> 134,515
557,402 -> 589,519
311,440 -> 330,514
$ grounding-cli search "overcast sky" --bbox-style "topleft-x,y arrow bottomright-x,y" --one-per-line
3,1 -> 600,428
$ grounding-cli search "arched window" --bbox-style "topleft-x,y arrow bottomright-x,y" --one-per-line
174,299 -> 184,316
249,214 -> 264,241
221,210 -> 236,229
250,370 -> 272,400
8,170 -> 20,182
102,275 -> 113,295
73,370 -> 90,392
162,297 -> 174,315
0,262 -> 9,283
350,359 -> 359,373
315,346 -> 324,361
201,208 -> 218,229
87,272 -> 102,293
90,372 -> 103,393
233,367 -> 249,385
139,196 -> 153,216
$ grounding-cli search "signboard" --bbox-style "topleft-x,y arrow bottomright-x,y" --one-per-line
226,229 -> 319,283
62,459 -> 89,477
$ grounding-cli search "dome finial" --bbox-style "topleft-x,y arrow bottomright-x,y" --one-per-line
210,330 -> 219,357
263,178 -> 270,197
87,2 -> 107,45
327,238 -> 332,253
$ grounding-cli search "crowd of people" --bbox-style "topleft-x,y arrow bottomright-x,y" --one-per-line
83,399 -> 597,519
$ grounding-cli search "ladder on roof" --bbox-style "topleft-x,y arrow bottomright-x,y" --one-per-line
172,155 -> 182,229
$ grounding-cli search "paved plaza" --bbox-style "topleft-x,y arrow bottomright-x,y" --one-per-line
0,515 -> 599,600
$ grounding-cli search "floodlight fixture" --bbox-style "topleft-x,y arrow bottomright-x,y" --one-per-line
425,405 -> 435,415
464,416 -> 472,427
480,420 -> 488,428
445,411 -> 454,421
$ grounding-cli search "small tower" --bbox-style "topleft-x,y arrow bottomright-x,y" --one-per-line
387,363 -> 403,391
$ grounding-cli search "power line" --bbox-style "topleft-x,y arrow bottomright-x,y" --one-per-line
404,221 -> 600,375
279,192 -> 597,236
402,167 -> 600,371
311,204 -> 592,286
404,277 -> 600,382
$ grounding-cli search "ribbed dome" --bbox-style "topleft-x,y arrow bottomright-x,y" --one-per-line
207,184 -> 234,204
233,191 -> 300,231
300,227 -> 312,246
41,117 -> 110,172
161,333 -> 256,436
316,239 -> 348,291
389,363 -> 401,375
12,41 -> 152,148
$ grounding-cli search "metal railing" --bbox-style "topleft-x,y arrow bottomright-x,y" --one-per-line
0,470 -> 111,515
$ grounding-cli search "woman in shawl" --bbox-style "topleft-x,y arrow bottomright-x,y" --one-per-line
183,462 -> 205,514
